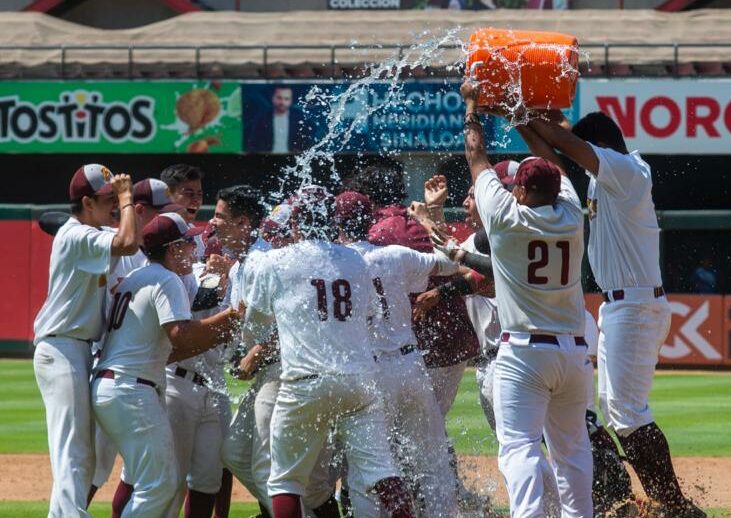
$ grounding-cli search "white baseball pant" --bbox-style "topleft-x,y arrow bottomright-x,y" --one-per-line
222,363 -> 334,514
493,338 -> 593,518
267,373 -> 399,517
92,375 -> 178,518
33,337 -> 94,518
92,426 -> 118,488
477,355 -> 562,518
164,372 -> 231,518
426,360 -> 467,418
377,349 -> 459,518
597,296 -> 671,437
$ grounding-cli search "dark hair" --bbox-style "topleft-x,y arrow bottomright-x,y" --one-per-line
70,199 -> 83,214
160,164 -> 205,190
572,112 -> 628,154
350,164 -> 406,207
143,244 -> 168,263
217,185 -> 266,229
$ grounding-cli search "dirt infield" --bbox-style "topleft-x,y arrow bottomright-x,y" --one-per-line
1,454 -> 729,509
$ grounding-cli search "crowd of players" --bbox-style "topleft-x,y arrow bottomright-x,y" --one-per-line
33,80 -> 706,518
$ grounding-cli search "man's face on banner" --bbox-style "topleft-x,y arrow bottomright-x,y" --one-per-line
272,87 -> 293,114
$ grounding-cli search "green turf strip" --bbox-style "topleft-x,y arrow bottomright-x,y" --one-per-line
1,359 -> 730,457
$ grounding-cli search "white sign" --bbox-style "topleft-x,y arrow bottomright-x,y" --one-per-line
579,79 -> 731,154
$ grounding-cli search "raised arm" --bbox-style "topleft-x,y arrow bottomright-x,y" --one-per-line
516,123 -> 566,176
461,80 -> 492,183
110,174 -> 140,256
528,117 -> 599,175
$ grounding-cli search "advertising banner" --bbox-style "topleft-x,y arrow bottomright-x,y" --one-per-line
585,293 -> 729,366
0,81 -> 242,153
241,81 -> 579,154
580,79 -> 731,155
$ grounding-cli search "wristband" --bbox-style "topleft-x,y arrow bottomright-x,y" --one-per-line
436,276 -> 473,299
464,112 -> 482,127
120,203 -> 134,210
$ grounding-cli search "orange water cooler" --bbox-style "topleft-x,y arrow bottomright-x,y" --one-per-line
467,28 -> 580,109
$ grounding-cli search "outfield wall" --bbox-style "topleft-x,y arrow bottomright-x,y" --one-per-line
2,207 -> 729,366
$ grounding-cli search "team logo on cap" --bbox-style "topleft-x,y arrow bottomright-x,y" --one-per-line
100,166 -> 112,182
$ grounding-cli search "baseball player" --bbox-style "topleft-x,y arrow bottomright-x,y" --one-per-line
414,170 -> 562,518
335,190 -> 462,518
91,212 -> 240,518
88,178 -> 174,505
461,81 -> 592,517
164,186 -> 267,518
33,164 -> 138,518
526,111 -> 705,517
160,163 -> 207,259
243,186 -> 415,518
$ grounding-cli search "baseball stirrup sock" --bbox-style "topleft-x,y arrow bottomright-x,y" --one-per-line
214,468 -> 233,518
86,484 -> 98,508
618,422 -> 686,507
111,481 -> 134,518
185,489 -> 216,518
312,495 -> 340,518
272,493 -> 304,518
374,477 -> 416,518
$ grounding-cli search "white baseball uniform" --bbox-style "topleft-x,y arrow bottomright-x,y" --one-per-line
91,242 -> 148,490
348,241 -> 460,518
586,145 -> 671,437
222,246 -> 338,513
475,169 -> 592,518
91,262 -> 191,518
164,265 -> 232,518
33,216 -> 115,518
244,239 -> 398,514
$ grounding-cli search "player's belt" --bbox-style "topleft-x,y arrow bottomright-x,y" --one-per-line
602,286 -> 664,303
47,334 -> 93,345
174,366 -> 207,387
500,333 -> 587,347
95,368 -> 156,388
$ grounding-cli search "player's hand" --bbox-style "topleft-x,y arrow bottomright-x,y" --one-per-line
238,344 -> 263,380
430,228 -> 465,263
203,253 -> 234,278
424,175 -> 448,208
407,201 -> 429,222
413,289 -> 440,322
460,79 -> 478,104
111,174 -> 133,197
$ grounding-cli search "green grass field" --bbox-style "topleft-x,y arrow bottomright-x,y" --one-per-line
2,359 -> 730,456
1,359 -> 730,516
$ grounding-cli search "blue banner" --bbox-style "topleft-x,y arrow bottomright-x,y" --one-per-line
242,81 -> 581,154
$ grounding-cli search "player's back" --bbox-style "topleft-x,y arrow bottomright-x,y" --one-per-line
477,172 -> 585,336
348,241 -> 435,353
98,263 -> 190,387
249,239 -> 376,381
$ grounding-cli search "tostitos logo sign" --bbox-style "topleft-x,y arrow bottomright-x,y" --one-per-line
0,90 -> 155,144
580,79 -> 731,155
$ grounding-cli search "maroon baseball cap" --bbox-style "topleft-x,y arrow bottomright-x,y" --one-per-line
514,157 -> 562,200
494,160 -> 520,189
69,164 -> 114,202
142,212 -> 204,251
334,191 -> 373,226
133,178 -> 172,208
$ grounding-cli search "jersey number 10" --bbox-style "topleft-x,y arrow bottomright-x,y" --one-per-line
528,240 -> 570,286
